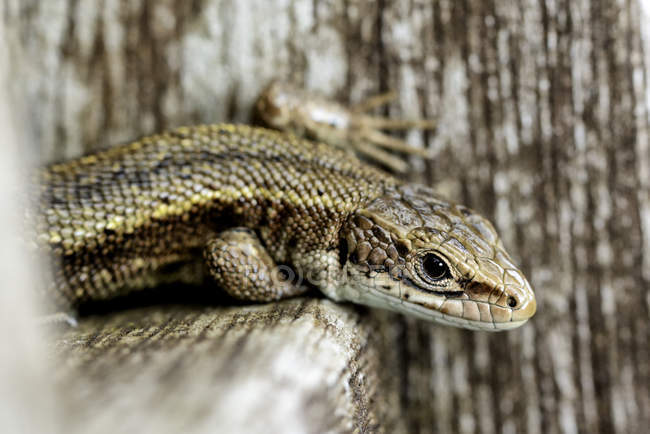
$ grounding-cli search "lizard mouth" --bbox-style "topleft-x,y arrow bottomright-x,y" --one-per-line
397,297 -> 529,331
340,278 -> 529,331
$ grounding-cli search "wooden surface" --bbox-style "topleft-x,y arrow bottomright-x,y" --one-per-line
50,299 -> 403,434
2,1 -> 649,433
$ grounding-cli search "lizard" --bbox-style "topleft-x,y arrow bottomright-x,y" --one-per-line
33,82 -> 536,331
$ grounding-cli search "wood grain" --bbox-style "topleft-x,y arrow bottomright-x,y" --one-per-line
50,299 -> 403,433
2,0 -> 648,433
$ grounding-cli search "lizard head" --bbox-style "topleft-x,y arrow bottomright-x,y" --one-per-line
337,184 -> 536,331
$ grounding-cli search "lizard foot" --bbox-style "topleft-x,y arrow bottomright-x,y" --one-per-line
204,228 -> 307,302
256,81 -> 436,173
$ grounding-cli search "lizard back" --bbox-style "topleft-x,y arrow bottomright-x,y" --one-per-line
36,124 -> 396,307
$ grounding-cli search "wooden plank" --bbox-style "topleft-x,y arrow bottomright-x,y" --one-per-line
1,0 -> 648,432
50,299 -> 404,433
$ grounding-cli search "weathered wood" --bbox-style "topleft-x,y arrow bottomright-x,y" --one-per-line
50,300 -> 403,434
1,0 -> 649,433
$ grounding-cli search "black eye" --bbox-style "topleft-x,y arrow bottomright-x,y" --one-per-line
507,296 -> 517,307
420,253 -> 449,281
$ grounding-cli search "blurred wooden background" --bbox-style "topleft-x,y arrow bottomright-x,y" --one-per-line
2,0 -> 648,433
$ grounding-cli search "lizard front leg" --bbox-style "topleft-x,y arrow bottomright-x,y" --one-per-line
204,228 -> 307,302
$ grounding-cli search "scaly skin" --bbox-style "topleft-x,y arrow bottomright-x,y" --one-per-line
35,123 -> 536,331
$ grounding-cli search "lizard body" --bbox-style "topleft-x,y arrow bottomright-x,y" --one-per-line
34,86 -> 536,331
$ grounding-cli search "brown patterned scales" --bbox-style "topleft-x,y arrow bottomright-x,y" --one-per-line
34,86 -> 536,331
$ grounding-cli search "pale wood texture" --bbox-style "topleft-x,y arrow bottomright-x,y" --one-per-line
50,300 -> 403,434
2,1 -> 649,433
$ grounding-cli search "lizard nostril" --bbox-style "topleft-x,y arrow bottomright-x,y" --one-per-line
507,296 -> 517,308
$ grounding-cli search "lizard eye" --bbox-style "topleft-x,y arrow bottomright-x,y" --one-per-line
418,253 -> 450,283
